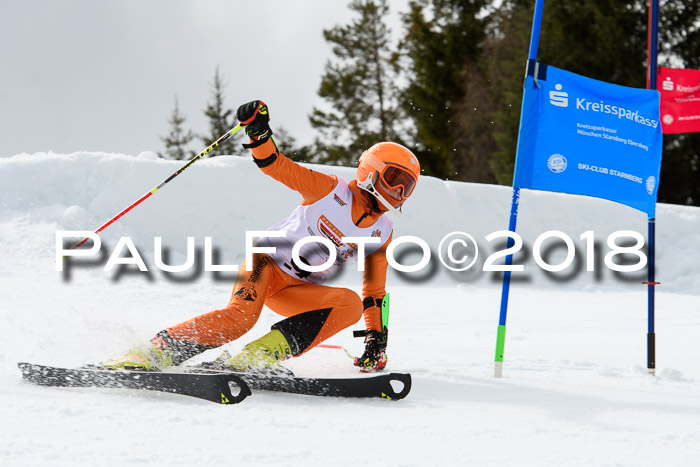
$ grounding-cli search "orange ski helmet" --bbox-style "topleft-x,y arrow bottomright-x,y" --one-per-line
356,142 -> 420,213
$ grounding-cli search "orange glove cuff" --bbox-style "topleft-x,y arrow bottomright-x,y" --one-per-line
250,138 -> 278,160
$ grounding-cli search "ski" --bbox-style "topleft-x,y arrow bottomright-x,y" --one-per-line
18,362 -> 412,403
232,371 -> 412,400
17,362 -> 251,405
191,364 -> 412,400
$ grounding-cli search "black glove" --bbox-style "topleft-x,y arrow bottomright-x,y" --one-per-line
236,100 -> 272,148
354,330 -> 387,372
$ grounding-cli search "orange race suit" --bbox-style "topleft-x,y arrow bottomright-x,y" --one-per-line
162,138 -> 393,362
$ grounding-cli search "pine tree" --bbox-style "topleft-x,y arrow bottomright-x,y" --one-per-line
400,0 -> 488,179
201,67 -> 242,157
478,0 -> 534,185
310,0 -> 404,166
159,96 -> 196,160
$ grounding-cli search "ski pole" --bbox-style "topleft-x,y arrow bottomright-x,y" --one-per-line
68,124 -> 244,250
317,344 -> 357,361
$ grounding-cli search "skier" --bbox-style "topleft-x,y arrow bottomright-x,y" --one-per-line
104,100 -> 420,374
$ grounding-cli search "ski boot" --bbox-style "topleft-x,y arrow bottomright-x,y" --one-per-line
215,330 -> 294,376
101,334 -> 173,371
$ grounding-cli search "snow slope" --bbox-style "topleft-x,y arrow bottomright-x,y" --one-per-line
1,152 -> 699,466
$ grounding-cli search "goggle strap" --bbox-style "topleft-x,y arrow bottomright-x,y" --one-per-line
357,173 -> 403,217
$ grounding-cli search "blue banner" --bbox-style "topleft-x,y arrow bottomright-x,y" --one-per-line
513,63 -> 663,217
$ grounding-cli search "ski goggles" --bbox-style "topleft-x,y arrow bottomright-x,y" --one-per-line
378,164 -> 417,198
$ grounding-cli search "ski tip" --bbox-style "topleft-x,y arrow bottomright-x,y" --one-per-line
219,375 -> 252,405
17,362 -> 36,374
381,373 -> 412,400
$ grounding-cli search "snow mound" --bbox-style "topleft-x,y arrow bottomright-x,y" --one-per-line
1,151 -> 697,293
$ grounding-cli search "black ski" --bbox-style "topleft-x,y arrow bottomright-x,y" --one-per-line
190,364 -> 412,400
18,362 -> 412,403
17,363 -> 251,405
233,371 -> 412,400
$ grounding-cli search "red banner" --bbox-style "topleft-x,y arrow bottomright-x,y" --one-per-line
658,66 -> 700,134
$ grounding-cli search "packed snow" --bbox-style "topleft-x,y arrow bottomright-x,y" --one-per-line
1,151 -> 699,466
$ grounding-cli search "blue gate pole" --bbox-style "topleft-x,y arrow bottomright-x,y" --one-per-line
646,0 -> 659,376
646,219 -> 656,375
494,0 -> 545,378
494,188 -> 520,377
